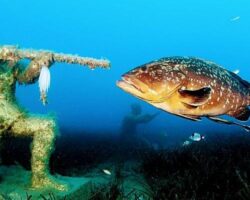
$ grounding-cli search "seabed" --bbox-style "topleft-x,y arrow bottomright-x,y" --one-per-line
0,165 -> 93,199
2,130 -> 250,199
0,162 -> 152,200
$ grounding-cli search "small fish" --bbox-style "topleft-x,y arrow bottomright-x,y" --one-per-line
231,16 -> 240,22
182,140 -> 191,146
189,133 -> 205,142
103,169 -> 112,175
117,57 -> 250,131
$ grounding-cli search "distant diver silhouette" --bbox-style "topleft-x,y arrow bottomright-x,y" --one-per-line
120,103 -> 158,144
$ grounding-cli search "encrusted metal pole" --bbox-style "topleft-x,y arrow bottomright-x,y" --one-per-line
0,45 -> 110,69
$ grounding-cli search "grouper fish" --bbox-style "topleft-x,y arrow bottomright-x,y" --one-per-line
117,57 -> 250,131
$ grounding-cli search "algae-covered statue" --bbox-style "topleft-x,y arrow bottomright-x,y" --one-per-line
0,45 -> 110,191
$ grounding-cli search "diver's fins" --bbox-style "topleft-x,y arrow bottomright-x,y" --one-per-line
207,116 -> 250,132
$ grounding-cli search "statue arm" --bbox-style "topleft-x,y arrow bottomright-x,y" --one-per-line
0,45 -> 110,104
135,113 -> 159,123
0,45 -> 110,84
16,53 -> 54,84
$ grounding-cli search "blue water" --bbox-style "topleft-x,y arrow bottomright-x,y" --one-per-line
1,0 -> 250,138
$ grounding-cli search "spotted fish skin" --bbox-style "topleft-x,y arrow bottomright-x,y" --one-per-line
117,57 -> 250,121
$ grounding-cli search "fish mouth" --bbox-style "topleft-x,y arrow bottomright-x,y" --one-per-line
117,74 -> 168,103
116,75 -> 146,97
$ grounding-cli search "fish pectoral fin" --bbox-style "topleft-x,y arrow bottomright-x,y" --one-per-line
229,107 -> 250,121
175,113 -> 201,121
179,87 -> 211,106
207,116 -> 250,132
182,102 -> 198,109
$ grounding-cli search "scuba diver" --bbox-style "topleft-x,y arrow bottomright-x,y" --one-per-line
0,45 -> 109,190
120,103 -> 158,147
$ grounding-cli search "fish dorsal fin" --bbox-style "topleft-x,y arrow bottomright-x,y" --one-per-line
178,87 -> 211,106
228,71 -> 250,89
229,106 -> 250,121
233,69 -> 240,74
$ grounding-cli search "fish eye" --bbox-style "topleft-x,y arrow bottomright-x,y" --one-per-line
141,66 -> 147,71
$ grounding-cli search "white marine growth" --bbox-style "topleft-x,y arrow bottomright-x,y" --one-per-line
38,66 -> 51,105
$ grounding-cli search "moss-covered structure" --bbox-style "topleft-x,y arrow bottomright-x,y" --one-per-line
0,45 -> 110,191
